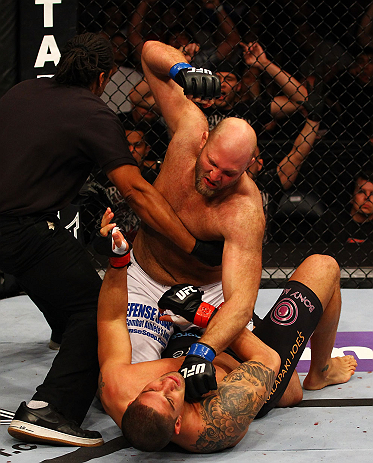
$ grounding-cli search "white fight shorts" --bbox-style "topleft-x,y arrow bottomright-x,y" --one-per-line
127,251 -> 225,364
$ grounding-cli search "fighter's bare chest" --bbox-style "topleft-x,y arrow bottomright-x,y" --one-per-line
157,172 -> 220,235
171,192 -> 219,238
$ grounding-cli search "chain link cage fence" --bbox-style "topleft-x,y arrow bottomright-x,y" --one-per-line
75,0 -> 373,288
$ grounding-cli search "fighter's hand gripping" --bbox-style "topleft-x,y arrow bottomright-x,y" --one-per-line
169,63 -> 221,100
179,342 -> 217,400
158,284 -> 218,329
91,207 -> 131,268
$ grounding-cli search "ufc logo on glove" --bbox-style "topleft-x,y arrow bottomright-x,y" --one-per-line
180,363 -> 206,378
175,285 -> 199,300
187,67 -> 213,75
169,63 -> 221,99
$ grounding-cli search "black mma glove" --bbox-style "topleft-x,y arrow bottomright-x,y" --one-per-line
91,226 -> 131,268
179,342 -> 217,400
158,284 -> 218,328
169,62 -> 221,100
191,239 -> 224,267
297,80 -> 326,122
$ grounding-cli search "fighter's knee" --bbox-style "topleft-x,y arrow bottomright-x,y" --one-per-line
252,342 -> 281,375
273,350 -> 281,376
305,254 -> 340,278
263,346 -> 281,376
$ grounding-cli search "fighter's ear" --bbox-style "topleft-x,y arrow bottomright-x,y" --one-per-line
174,415 -> 183,435
200,131 -> 209,150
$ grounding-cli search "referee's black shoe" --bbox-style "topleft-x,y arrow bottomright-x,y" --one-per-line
8,402 -> 104,447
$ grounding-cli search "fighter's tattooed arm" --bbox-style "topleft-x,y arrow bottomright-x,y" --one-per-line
192,361 -> 276,453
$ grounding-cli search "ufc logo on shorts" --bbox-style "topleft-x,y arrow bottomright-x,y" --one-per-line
176,285 -> 198,300
187,67 -> 212,75
180,363 -> 206,378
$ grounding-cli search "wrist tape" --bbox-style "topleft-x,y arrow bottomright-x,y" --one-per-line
109,253 -> 131,269
169,62 -> 191,80
194,302 -> 217,328
188,342 -> 216,362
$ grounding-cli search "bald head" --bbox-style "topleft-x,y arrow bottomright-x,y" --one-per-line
208,118 -> 257,169
195,118 -> 257,197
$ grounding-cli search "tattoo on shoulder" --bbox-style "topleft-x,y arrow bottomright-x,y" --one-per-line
192,361 -> 276,453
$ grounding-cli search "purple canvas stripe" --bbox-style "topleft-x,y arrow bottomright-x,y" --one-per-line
297,331 -> 373,372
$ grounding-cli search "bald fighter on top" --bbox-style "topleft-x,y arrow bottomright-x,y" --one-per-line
100,39 -> 265,399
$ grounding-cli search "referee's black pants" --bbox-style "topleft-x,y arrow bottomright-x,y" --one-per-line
0,213 -> 102,425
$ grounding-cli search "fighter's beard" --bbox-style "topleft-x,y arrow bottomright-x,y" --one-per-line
194,164 -> 219,197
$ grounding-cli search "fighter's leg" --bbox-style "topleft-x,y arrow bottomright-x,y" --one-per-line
289,254 -> 357,390
253,255 -> 328,417
276,371 -> 303,407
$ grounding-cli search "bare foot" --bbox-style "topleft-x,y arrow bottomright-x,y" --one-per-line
303,355 -> 357,390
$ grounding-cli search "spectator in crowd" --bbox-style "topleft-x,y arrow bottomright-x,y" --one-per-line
183,0 -> 241,69
127,0 -> 240,70
323,48 -> 373,143
99,1 -> 127,39
247,114 -> 321,241
202,42 -> 308,141
101,32 -> 143,115
3,32 -> 220,448
325,167 -> 373,245
127,0 -> 160,68
357,2 -> 373,50
109,32 -> 130,66
124,78 -> 169,162
102,123 -> 151,244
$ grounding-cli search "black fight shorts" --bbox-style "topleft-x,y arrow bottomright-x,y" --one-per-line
254,280 -> 323,418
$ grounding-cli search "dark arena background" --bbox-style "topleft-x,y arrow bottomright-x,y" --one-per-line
1,0 -> 373,290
